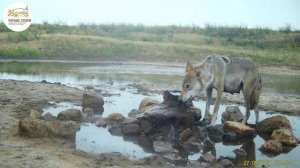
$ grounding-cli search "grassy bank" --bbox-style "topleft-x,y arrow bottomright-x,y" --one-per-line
0,22 -> 299,66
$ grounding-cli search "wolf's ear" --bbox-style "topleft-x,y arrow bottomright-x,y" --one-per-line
186,61 -> 193,72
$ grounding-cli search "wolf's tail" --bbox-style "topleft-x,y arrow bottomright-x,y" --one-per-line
250,74 -> 262,110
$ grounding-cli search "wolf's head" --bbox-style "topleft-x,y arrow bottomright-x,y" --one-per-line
178,62 -> 203,103
178,61 -> 214,103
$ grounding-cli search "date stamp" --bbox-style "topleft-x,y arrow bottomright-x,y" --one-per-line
243,160 -> 299,167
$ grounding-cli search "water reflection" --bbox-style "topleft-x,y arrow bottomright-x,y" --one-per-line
1,61 -> 300,95
262,73 -> 300,95
76,124 -> 152,160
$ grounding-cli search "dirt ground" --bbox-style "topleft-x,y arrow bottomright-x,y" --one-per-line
0,64 -> 299,168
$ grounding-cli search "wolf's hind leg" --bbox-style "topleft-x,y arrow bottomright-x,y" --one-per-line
242,89 -> 251,124
255,108 -> 259,124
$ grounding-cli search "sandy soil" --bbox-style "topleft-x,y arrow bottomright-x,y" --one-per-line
0,63 -> 299,168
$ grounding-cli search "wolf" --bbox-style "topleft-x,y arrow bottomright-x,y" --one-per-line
178,55 -> 262,125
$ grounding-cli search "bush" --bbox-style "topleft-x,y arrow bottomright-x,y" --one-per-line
279,24 -> 292,33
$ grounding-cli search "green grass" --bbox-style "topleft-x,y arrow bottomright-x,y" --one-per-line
0,47 -> 44,58
0,22 -> 300,66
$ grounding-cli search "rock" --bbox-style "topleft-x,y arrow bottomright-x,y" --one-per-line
183,142 -> 201,153
28,109 -> 42,119
259,140 -> 283,153
223,132 -> 238,141
82,115 -> 101,123
121,118 -> 139,125
83,108 -> 94,116
108,125 -> 122,136
122,124 -> 140,135
218,158 -> 234,168
190,162 -> 210,168
223,121 -> 254,136
161,154 -> 187,166
203,137 -> 215,147
207,124 -> 224,142
256,115 -> 291,133
96,117 -> 107,128
233,148 -> 247,158
106,113 -> 125,124
187,130 -> 202,144
57,108 -> 82,122
82,91 -> 104,114
128,109 -> 140,118
84,85 -> 94,90
137,91 -> 201,134
94,89 -> 102,93
139,97 -> 160,109
139,120 -> 153,134
41,80 -> 48,83
199,153 -> 216,163
221,106 -> 244,123
138,97 -> 160,112
153,141 -> 173,153
197,126 -> 208,141
138,105 -> 201,134
82,108 -> 96,122
179,128 -> 192,142
42,112 -> 56,121
143,156 -> 165,166
18,118 -> 80,139
271,129 -> 299,146
166,124 -> 176,141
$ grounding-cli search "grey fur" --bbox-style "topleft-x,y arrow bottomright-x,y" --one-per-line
179,55 -> 262,125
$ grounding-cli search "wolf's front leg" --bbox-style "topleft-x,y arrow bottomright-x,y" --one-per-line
203,88 -> 213,124
210,87 -> 223,125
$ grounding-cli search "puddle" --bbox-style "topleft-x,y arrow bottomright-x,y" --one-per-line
76,124 -> 152,160
43,102 -> 81,116
42,96 -> 300,165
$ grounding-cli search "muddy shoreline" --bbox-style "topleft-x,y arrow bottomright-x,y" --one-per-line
0,73 -> 299,167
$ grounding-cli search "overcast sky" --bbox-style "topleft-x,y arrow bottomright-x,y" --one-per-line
1,0 -> 299,29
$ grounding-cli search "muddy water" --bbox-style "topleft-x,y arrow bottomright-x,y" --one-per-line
1,61 -> 300,165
